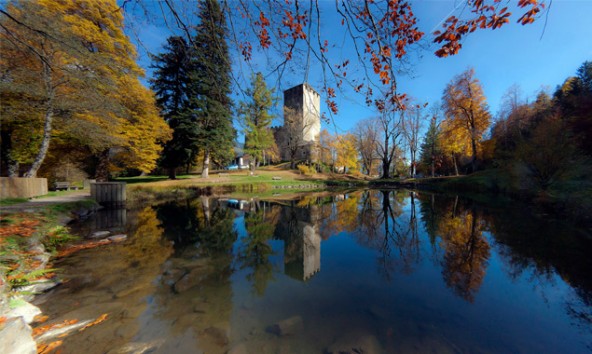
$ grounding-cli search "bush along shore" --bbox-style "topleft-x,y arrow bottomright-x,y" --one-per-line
0,199 -> 100,353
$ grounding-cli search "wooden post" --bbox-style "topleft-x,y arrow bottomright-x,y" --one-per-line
91,182 -> 126,207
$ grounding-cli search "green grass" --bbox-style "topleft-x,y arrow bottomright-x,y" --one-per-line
115,174 -> 195,184
0,197 -> 29,206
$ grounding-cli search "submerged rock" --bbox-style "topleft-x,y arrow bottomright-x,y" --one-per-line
266,316 -> 303,337
7,299 -> 41,324
90,230 -> 110,239
202,326 -> 229,346
173,268 -> 209,293
227,343 -> 248,354
326,333 -> 383,354
0,317 -> 36,354
110,339 -> 165,354
107,234 -> 127,242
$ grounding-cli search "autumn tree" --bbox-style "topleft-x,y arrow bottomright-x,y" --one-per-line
0,0 -> 170,179
150,36 -> 199,179
355,118 -> 380,176
318,129 -> 337,171
442,68 -> 491,173
334,133 -> 358,174
191,0 -> 235,178
238,72 -> 276,174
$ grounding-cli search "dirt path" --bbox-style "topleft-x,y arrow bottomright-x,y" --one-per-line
0,191 -> 92,212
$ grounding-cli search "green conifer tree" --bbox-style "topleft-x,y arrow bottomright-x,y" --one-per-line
238,72 -> 275,173
191,0 -> 235,178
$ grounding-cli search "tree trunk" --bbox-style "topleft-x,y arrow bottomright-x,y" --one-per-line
24,106 -> 53,178
431,158 -> 435,178
202,150 -> 210,178
1,130 -> 19,177
168,167 -> 177,180
95,149 -> 111,182
381,158 -> 390,179
470,138 -> 478,173
452,153 -> 459,176
201,196 -> 211,224
24,57 -> 53,178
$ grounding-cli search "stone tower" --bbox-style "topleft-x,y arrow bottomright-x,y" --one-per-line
275,83 -> 321,161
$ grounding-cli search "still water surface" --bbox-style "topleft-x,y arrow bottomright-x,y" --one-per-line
37,190 -> 592,353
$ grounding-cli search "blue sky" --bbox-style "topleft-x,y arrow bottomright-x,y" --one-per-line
126,1 -> 592,137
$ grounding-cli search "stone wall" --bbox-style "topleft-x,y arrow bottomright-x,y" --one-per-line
0,177 -> 48,199
275,83 -> 321,162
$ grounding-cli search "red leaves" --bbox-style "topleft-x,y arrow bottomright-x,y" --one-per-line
283,10 -> 307,40
326,87 -> 336,98
327,99 -> 338,114
433,0 -> 544,57
255,12 -> 272,49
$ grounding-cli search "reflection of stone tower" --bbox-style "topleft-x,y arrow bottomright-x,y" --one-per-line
276,204 -> 321,281
274,83 -> 321,161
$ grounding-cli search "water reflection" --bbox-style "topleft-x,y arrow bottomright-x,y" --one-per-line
37,190 -> 592,353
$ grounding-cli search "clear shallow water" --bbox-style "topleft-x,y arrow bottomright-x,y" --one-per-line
35,190 -> 592,353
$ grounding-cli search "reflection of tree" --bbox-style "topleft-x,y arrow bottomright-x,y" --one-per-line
438,207 -> 490,302
324,192 -> 361,234
152,198 -> 237,353
353,190 -> 421,278
238,201 -> 280,295
486,206 -> 592,336
124,206 -> 173,265
156,197 -> 237,256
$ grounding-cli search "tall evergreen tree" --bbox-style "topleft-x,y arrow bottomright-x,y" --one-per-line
192,0 -> 235,178
420,117 -> 442,177
150,36 -> 199,179
238,72 -> 275,173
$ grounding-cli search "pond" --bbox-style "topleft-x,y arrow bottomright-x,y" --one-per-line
35,190 -> 592,353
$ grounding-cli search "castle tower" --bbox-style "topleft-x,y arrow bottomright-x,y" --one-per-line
278,83 -> 321,161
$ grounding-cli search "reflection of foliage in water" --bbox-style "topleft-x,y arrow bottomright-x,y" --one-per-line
124,206 -> 173,265
484,205 -> 592,337
155,197 -> 237,256
238,202 -> 280,296
437,207 -> 490,302
352,190 -> 421,278
417,192 -> 591,341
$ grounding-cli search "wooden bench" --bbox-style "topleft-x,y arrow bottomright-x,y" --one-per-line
218,173 -> 229,177
55,182 -> 70,191
272,176 -> 282,180
54,182 -> 79,191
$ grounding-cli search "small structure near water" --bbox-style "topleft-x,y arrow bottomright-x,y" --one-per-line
91,182 -> 126,207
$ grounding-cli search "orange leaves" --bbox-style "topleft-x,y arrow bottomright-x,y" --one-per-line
56,239 -> 112,258
78,313 -> 108,331
433,0 -> 544,57
0,218 -> 40,238
327,99 -> 338,115
38,340 -> 63,354
255,12 -> 272,48
34,314 -> 109,353
326,87 -> 336,98
33,319 -> 79,337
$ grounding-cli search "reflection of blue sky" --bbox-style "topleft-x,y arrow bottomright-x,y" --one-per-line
123,1 -> 592,139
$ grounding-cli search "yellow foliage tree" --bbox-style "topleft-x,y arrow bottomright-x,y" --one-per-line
442,68 -> 491,173
0,0 -> 170,178
333,133 -> 358,173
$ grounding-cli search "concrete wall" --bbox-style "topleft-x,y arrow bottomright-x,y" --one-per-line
0,177 -> 48,199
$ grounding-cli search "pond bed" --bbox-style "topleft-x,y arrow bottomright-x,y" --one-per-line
34,190 -> 592,353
